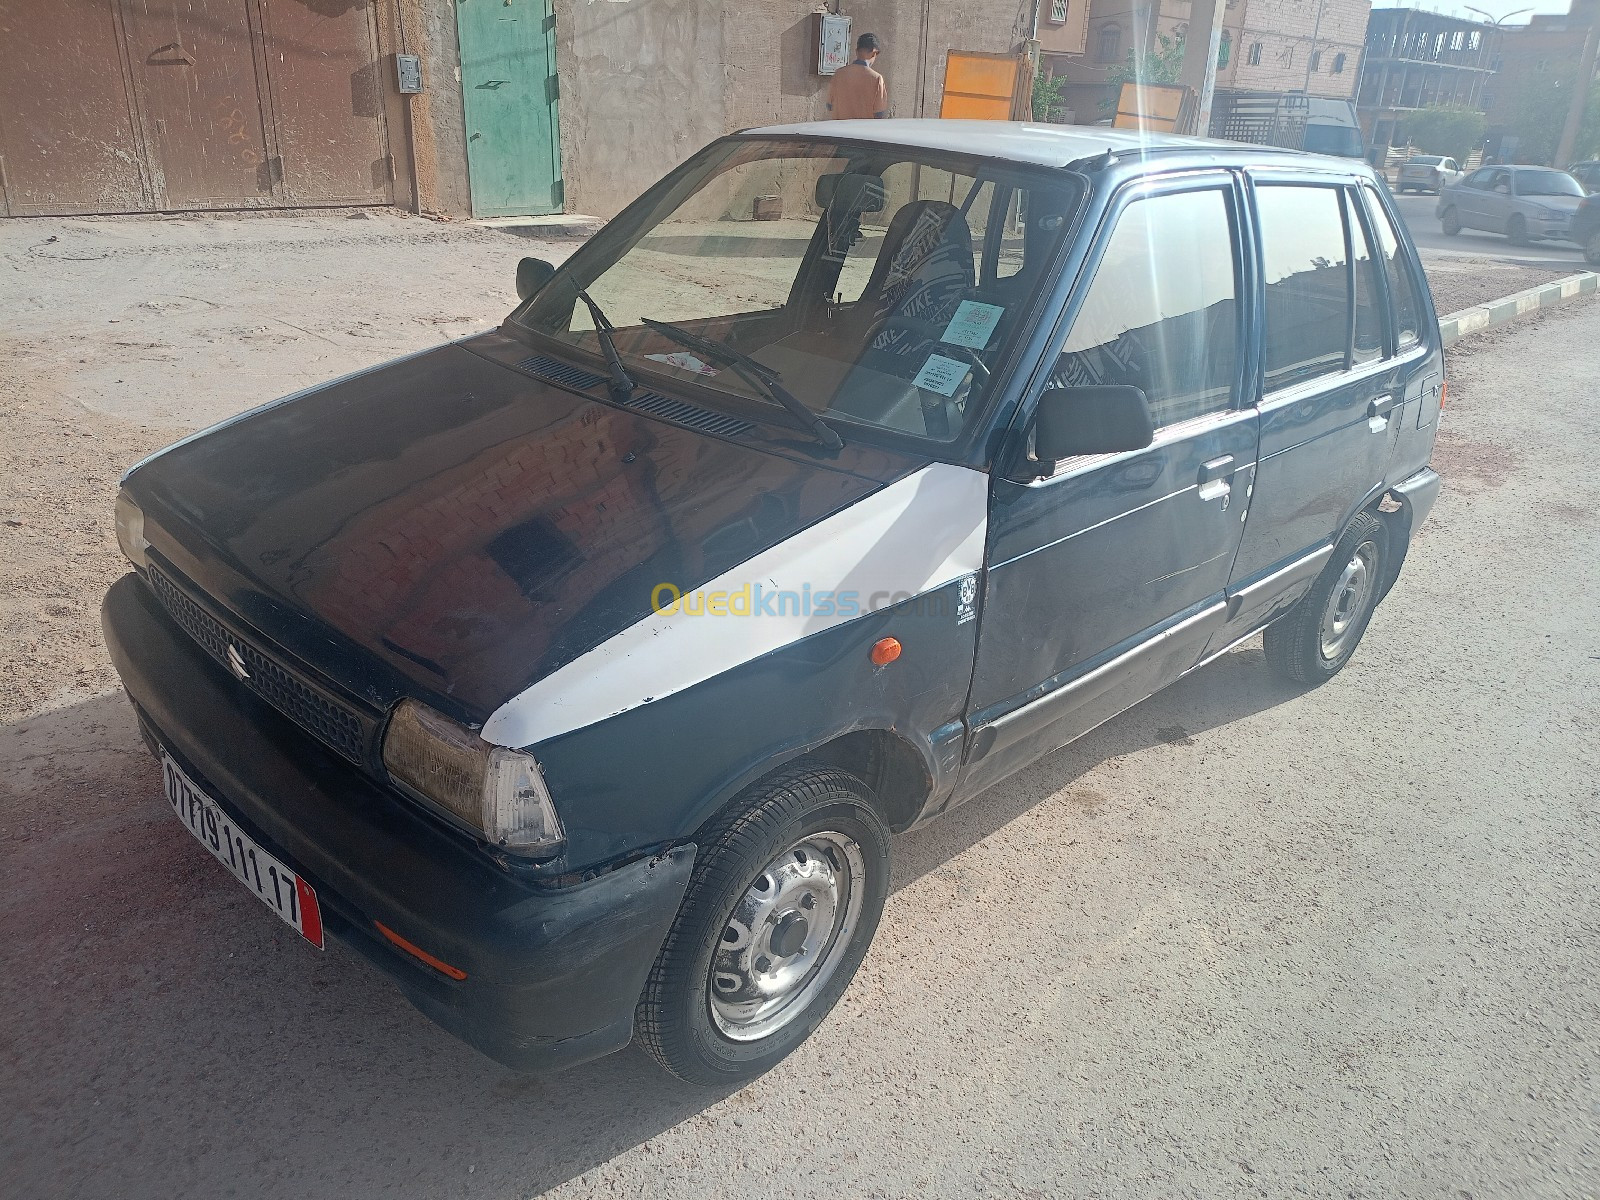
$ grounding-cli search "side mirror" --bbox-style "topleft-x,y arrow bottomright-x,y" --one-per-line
1033,385 -> 1155,466
516,256 -> 557,301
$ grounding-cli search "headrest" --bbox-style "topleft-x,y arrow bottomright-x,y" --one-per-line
816,172 -> 887,214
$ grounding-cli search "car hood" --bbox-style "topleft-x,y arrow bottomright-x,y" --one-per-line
127,333 -> 921,724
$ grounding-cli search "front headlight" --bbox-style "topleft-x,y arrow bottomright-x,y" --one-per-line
382,699 -> 565,858
114,491 -> 149,569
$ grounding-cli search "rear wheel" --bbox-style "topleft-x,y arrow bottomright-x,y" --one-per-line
1264,511 -> 1389,685
1441,207 -> 1462,236
1507,214 -> 1529,245
636,760 -> 890,1085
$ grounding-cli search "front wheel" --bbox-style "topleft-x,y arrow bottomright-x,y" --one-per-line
1441,207 -> 1462,236
1585,230 -> 1600,268
636,760 -> 890,1085
1264,511 -> 1390,685
1508,214 -> 1529,245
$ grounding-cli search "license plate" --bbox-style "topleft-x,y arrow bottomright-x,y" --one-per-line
162,750 -> 324,949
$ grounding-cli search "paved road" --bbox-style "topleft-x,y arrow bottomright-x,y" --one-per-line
4,254 -> 1599,1198
1391,190 -> 1591,270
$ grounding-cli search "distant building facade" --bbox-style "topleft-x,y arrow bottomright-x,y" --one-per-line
1356,9 -> 1502,156
1047,0 -> 1370,125
1482,0 -> 1598,161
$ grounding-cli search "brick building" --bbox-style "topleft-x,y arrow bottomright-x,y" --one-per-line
0,0 -> 1038,222
1048,0 -> 1370,124
1481,0 -> 1599,161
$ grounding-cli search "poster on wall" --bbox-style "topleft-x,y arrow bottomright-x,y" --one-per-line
815,13 -> 852,76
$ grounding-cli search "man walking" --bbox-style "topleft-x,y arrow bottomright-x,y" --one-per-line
827,33 -> 889,120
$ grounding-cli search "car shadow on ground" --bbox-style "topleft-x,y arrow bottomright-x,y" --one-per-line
0,640 -> 1296,1198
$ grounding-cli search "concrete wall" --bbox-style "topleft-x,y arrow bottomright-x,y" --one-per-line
400,0 -> 473,217
550,0 -> 1032,217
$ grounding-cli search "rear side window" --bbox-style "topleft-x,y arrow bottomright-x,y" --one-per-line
1348,191 -> 1385,366
1055,187 -> 1240,428
1363,187 -> 1423,351
1257,184 -> 1350,391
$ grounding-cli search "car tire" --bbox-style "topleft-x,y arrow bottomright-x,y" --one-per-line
636,759 -> 891,1085
1441,207 -> 1462,236
1585,230 -> 1600,268
1263,510 -> 1390,686
1508,214 -> 1529,245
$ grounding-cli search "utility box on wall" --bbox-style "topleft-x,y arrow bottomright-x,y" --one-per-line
814,12 -> 852,76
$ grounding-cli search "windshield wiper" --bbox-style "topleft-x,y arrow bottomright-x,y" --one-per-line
573,289 -> 635,405
642,318 -> 843,451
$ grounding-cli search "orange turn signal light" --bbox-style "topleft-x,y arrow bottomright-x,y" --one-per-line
869,636 -> 902,666
374,920 -> 468,980
1439,380 -> 1448,410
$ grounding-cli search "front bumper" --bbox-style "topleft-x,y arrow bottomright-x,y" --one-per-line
102,572 -> 695,1073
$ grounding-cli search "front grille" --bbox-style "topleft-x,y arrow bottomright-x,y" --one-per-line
147,565 -> 371,765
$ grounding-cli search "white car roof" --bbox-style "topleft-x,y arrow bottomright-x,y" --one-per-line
742,119 -> 1244,169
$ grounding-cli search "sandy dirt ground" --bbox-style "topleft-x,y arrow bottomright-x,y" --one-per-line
2,211 -> 1597,1199
0,211 -> 571,723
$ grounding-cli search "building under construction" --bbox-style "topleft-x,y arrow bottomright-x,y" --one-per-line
1357,8 -> 1502,155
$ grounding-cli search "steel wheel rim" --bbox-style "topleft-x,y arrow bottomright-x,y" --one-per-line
708,831 -> 865,1042
1319,541 -> 1377,661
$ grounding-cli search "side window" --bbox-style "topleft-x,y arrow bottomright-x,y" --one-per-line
1055,187 -> 1240,428
1464,168 -> 1493,190
1347,191 -> 1384,366
1363,186 -> 1423,351
1257,184 -> 1351,391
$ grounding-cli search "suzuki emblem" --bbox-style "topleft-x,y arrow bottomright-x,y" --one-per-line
226,643 -> 250,681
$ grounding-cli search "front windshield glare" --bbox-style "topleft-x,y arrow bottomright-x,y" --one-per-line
516,139 -> 1082,443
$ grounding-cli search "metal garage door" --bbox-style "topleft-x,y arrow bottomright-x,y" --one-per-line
0,0 -> 393,216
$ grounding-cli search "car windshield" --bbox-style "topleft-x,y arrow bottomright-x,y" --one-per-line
513,137 -> 1084,444
1516,170 -> 1585,198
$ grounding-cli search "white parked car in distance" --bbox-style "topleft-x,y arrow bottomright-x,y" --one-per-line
1397,155 -> 1463,194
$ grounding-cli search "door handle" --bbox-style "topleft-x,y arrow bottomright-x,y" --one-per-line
1197,454 -> 1234,502
1367,393 -> 1399,431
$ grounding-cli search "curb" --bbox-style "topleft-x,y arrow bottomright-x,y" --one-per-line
1439,269 -> 1600,347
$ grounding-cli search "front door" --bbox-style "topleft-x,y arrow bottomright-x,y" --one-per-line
457,0 -> 562,217
960,176 -> 1258,798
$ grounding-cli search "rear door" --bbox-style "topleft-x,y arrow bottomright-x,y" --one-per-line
960,174 -> 1258,798
1215,174 -> 1403,643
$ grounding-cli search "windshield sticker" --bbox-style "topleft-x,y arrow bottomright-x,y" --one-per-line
645,351 -> 718,377
912,354 -> 970,397
941,300 -> 1005,350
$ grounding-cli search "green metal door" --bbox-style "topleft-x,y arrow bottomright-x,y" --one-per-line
456,0 -> 561,217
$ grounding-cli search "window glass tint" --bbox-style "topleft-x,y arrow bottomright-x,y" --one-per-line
1348,191 -> 1384,365
1364,186 -> 1422,350
1056,188 -> 1239,428
1258,185 -> 1350,391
